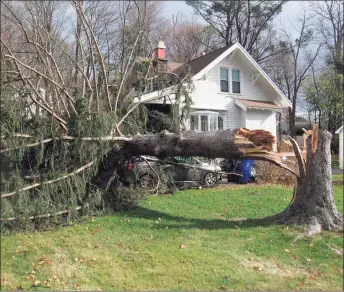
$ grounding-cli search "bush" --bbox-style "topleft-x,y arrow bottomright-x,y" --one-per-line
255,161 -> 296,186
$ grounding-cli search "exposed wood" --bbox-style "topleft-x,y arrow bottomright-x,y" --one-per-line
121,129 -> 298,177
237,128 -> 275,151
289,136 -> 306,179
312,124 -> 319,154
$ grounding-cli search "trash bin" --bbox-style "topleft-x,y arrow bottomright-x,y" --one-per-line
237,160 -> 254,184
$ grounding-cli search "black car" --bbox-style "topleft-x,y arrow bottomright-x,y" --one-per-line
119,156 -> 221,189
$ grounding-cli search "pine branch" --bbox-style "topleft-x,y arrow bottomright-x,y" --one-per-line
0,207 -> 82,222
0,135 -> 133,153
1,162 -> 94,198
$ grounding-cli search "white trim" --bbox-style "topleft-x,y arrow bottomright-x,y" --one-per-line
219,66 -> 230,93
191,110 -> 220,115
235,100 -> 247,111
190,111 -> 224,131
230,68 -> 242,95
192,42 -> 292,108
335,125 -> 343,134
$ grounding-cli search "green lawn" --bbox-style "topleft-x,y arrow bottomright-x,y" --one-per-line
332,154 -> 340,169
1,183 -> 343,291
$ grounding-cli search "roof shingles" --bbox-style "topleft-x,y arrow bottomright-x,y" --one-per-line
236,98 -> 282,109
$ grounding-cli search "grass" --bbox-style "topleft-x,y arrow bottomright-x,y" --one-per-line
332,154 -> 340,169
1,183 -> 343,291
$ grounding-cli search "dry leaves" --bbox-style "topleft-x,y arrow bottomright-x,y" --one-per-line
1,276 -> 9,285
92,229 -> 100,235
32,280 -> 41,287
38,257 -> 52,265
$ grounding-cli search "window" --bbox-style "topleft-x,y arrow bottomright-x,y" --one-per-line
232,69 -> 241,94
190,111 -> 224,132
220,67 -> 229,92
210,115 -> 217,131
218,116 -> 223,130
190,115 -> 198,130
201,115 -> 208,131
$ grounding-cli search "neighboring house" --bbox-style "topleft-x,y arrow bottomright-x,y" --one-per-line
335,125 -> 343,169
134,41 -> 292,151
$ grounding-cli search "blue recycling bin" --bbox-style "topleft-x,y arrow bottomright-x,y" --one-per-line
237,160 -> 254,184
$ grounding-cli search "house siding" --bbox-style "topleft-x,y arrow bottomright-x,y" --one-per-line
246,109 -> 277,151
339,129 -> 343,169
140,48 -> 283,147
189,51 -> 277,129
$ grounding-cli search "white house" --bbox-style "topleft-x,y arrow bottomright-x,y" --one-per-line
335,125 -> 343,169
135,42 -> 291,151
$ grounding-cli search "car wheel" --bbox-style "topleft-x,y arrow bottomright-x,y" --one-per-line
203,172 -> 217,187
139,173 -> 156,189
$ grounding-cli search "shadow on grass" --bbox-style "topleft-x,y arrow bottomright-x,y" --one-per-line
116,206 -> 283,230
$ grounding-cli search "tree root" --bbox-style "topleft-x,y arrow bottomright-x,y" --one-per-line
269,209 -> 344,235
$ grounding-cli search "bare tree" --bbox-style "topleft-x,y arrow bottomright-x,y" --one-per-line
311,0 -> 344,72
165,13 -> 220,62
186,0 -> 287,63
267,11 -> 321,137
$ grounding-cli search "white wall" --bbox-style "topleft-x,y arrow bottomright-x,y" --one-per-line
246,109 -> 277,151
189,50 -> 277,129
142,49 -> 280,134
339,130 -> 343,169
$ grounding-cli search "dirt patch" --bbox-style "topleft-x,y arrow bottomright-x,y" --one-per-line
241,257 -> 309,278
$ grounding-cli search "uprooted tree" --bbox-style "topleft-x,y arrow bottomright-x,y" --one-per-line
0,1 -> 342,233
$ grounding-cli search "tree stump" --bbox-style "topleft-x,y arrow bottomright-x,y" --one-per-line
278,129 -> 343,233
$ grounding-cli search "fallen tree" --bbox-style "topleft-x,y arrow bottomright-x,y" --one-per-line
112,126 -> 342,233
1,1 -> 341,233
1,126 -> 342,233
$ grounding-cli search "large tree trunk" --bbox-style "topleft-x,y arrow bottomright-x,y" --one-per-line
118,127 -> 342,233
278,130 -> 343,232
120,128 -> 297,175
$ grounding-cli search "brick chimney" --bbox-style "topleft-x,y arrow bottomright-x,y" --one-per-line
153,41 -> 166,60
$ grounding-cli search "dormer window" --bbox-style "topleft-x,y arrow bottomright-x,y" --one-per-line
231,69 -> 241,94
220,67 -> 229,92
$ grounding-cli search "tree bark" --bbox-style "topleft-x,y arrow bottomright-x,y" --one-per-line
278,130 -> 343,232
120,128 -> 298,176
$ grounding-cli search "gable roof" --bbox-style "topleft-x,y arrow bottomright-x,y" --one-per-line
137,57 -> 183,73
173,46 -> 230,75
172,42 -> 291,108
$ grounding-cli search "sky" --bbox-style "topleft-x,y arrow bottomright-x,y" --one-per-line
161,1 -> 311,41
